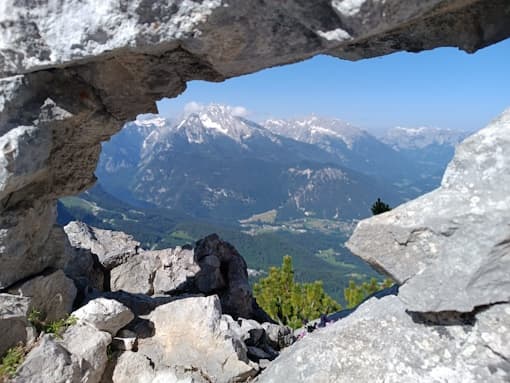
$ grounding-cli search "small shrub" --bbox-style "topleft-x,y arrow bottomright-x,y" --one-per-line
0,345 -> 25,381
254,255 -> 341,329
371,198 -> 391,215
344,278 -> 394,308
28,309 -> 77,338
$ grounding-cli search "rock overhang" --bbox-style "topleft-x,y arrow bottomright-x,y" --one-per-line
2,1 -> 510,78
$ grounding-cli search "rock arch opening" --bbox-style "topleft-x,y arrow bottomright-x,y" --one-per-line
1,1 -> 510,382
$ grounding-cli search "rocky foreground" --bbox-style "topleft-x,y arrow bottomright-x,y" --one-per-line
1,228 -> 294,382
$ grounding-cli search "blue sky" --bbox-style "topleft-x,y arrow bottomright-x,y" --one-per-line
157,38 -> 510,134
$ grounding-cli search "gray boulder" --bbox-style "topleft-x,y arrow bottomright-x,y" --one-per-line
59,323 -> 112,383
194,234 -> 272,323
347,109 -> 510,313
112,351 -> 209,383
136,295 -> 257,383
64,236 -> 106,296
238,318 -> 265,346
13,336 -> 81,383
111,329 -> 137,352
8,269 -> 77,322
0,294 -> 35,357
84,290 -> 176,317
70,226 -> 271,323
110,253 -> 159,295
260,323 -> 294,350
257,296 -> 510,383
64,221 -> 141,270
151,246 -> 200,294
72,297 -> 134,336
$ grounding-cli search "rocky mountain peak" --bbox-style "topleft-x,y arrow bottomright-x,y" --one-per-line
175,103 -> 259,144
265,116 -> 367,149
382,126 -> 467,150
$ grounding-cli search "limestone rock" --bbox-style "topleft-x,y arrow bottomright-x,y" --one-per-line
13,336 -> 81,383
74,225 -> 271,323
137,295 -> 257,383
2,0 -> 510,78
85,290 -> 177,317
195,234 -> 272,323
238,318 -> 265,346
0,71 -> 120,289
8,269 -> 77,322
72,297 -> 134,336
347,109 -> 510,313
260,323 -> 294,350
111,329 -> 137,352
0,293 -> 34,357
151,246 -> 200,294
256,296 -> 510,383
110,253 -> 159,295
112,351 -> 209,383
64,221 -> 141,270
59,323 -> 112,383
1,3 -> 510,382
64,246 -> 106,296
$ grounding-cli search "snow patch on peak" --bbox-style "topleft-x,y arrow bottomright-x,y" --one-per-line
133,114 -> 168,129
174,103 -> 263,144
265,116 -> 366,149
199,113 -> 229,135
383,126 -> 467,149
332,0 -> 368,17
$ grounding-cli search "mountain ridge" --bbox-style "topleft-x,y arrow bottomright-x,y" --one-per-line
97,105 -> 403,222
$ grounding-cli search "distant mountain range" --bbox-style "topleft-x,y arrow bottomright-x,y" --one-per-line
96,104 -> 467,222
59,104 -> 469,304
97,106 -> 393,221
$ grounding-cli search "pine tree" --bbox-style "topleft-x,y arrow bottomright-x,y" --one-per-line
371,198 -> 391,215
254,255 -> 341,328
344,277 -> 394,308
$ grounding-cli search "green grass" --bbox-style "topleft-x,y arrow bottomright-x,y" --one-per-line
28,310 -> 77,338
240,209 -> 277,224
315,248 -> 357,269
0,345 -> 25,380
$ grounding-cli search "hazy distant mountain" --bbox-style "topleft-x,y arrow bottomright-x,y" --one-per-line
97,114 -> 167,205
381,126 -> 468,189
264,116 -> 416,183
94,105 -> 466,223
96,105 -> 399,221
382,126 -> 467,150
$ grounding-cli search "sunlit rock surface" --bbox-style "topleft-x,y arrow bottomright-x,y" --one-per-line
347,109 -> 510,313
257,296 -> 510,382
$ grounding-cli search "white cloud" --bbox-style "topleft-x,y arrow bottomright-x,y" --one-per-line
183,101 -> 206,115
183,102 -> 250,118
230,105 -> 249,117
